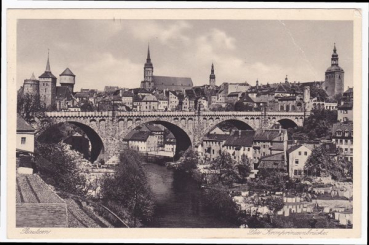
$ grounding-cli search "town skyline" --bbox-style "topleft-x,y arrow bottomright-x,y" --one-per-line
17,19 -> 353,91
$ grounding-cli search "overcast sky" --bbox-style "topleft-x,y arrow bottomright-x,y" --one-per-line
17,20 -> 353,91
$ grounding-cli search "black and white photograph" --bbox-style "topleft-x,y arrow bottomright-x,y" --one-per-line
4,7 -> 366,241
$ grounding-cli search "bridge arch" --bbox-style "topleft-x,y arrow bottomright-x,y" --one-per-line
277,118 -> 298,129
37,121 -> 105,163
204,118 -> 255,136
124,120 -> 192,159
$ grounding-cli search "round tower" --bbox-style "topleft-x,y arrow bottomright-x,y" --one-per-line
23,72 -> 39,96
59,68 -> 76,92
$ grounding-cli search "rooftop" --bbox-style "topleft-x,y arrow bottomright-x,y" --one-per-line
17,114 -> 35,132
223,130 -> 255,147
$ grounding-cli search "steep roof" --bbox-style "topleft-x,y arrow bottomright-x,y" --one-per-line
39,71 -> 56,79
270,142 -> 285,151
240,94 -> 255,103
203,134 -> 230,142
152,76 -> 193,91
223,130 -> 255,147
121,91 -> 134,97
286,144 -> 303,154
258,152 -> 285,169
132,88 -> 150,94
74,92 -> 89,98
254,129 -> 286,141
337,102 -> 353,110
142,94 -> 158,102
16,174 -> 65,204
128,131 -> 151,141
59,68 -> 75,77
17,114 -> 35,132
332,122 -> 353,136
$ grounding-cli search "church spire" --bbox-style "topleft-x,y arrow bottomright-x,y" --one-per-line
331,43 -> 339,66
209,62 -> 216,87
45,49 -> 51,72
147,44 -> 151,62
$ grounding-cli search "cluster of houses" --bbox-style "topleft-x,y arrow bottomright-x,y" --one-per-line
122,123 -> 177,157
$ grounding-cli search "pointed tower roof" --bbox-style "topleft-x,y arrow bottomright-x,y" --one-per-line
144,44 -> 153,68
45,49 -> 51,72
147,45 -> 151,61
60,68 -> 76,77
39,50 -> 56,79
332,42 -> 338,58
30,72 -> 36,80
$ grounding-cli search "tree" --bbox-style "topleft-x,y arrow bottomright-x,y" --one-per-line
101,149 -> 154,227
80,101 -> 95,112
17,92 -> 46,121
34,142 -> 87,195
304,145 -> 344,180
202,188 -> 239,223
235,154 -> 252,183
224,103 -> 235,111
178,149 -> 198,172
251,169 -> 287,191
310,86 -> 328,101
234,101 -> 246,111
212,152 -> 239,186
264,196 -> 284,214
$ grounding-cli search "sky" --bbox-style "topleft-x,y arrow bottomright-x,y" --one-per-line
17,20 -> 353,91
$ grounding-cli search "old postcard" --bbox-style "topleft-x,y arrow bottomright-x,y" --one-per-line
6,7 -> 364,240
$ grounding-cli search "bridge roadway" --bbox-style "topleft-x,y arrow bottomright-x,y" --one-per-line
34,110 -> 307,162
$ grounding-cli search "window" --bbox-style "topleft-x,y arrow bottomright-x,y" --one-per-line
294,170 -> 298,175
298,151 -> 301,155
295,159 -> 299,165
21,137 -> 26,144
304,151 -> 307,156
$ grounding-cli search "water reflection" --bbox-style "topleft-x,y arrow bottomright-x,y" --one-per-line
143,162 -> 237,228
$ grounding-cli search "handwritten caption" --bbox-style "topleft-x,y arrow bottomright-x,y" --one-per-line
246,228 -> 329,236
21,228 -> 51,235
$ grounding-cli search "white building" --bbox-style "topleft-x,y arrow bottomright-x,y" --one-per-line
286,144 -> 312,179
17,114 -> 35,153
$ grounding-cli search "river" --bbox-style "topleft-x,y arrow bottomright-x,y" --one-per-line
143,162 -> 238,228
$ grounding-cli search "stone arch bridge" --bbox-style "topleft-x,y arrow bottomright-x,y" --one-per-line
32,111 -> 307,161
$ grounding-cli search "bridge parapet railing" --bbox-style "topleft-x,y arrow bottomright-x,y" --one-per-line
43,110 -> 307,118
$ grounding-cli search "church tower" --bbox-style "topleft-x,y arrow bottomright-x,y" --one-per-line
324,43 -> 344,97
209,63 -> 216,88
141,45 -> 154,91
39,50 -> 57,108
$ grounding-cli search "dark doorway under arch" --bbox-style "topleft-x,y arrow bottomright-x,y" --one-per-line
278,119 -> 298,129
37,121 -> 104,162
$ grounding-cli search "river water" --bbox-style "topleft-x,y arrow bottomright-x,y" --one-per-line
143,162 -> 238,228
